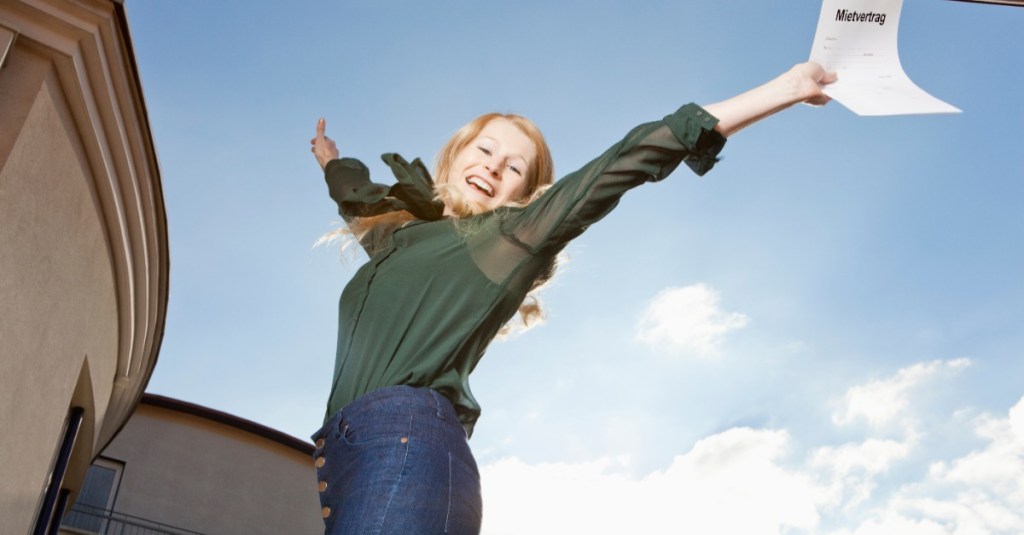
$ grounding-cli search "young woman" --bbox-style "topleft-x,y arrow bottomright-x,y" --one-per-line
309,62 -> 835,534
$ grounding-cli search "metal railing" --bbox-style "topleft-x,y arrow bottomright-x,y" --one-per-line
61,504 -> 207,535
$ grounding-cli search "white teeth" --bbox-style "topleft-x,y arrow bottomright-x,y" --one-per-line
467,177 -> 494,197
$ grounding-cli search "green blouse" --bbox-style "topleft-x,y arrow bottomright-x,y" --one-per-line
322,103 -> 726,436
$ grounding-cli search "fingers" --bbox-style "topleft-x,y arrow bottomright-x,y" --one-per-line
806,94 -> 832,107
815,71 -> 836,105
310,117 -> 340,167
805,61 -> 837,85
312,118 -> 327,152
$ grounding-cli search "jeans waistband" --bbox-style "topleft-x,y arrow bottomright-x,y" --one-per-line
312,386 -> 457,441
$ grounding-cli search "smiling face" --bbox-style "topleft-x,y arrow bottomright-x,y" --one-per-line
444,118 -> 538,216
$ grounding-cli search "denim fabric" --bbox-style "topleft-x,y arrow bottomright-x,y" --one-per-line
310,386 -> 482,534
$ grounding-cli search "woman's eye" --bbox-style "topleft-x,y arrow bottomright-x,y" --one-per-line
507,164 -> 522,176
477,146 -> 491,155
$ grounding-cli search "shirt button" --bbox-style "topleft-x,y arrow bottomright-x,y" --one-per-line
322,506 -> 331,519
319,480 -> 328,492
696,110 -> 703,116
400,437 -> 409,444
315,438 -> 325,449
315,456 -> 326,468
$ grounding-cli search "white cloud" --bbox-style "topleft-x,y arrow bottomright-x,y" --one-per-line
827,512 -> 949,535
634,284 -> 748,357
811,437 -> 914,510
933,398 -> 1024,502
481,428 -> 824,535
811,360 -> 962,513
813,438 -> 913,480
921,397 -> 1024,528
829,397 -> 1024,535
832,359 -> 970,429
479,360 -> 1024,535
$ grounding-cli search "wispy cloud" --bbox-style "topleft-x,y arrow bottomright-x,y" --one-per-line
634,284 -> 748,357
811,437 -> 914,511
827,395 -> 1024,534
832,359 -> 971,430
480,359 -> 1023,535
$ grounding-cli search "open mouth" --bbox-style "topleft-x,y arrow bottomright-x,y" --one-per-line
466,176 -> 494,197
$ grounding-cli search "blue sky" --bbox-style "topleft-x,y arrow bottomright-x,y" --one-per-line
128,1 -> 1023,533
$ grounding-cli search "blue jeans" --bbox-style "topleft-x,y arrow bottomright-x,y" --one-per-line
310,386 -> 482,534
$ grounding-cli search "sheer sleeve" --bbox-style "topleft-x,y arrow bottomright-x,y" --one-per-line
499,103 -> 726,254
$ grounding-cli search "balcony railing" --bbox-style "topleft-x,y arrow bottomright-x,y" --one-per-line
61,504 -> 207,535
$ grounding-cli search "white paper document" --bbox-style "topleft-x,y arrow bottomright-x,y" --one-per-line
809,0 -> 961,116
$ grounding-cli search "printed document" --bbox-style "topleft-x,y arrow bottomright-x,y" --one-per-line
809,0 -> 960,115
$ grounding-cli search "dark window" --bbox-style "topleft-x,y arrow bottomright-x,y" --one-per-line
61,458 -> 123,533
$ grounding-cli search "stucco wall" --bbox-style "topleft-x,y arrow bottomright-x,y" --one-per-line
99,403 -> 322,534
0,44 -> 119,532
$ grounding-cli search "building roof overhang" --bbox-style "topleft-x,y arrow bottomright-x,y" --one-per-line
140,394 -> 316,456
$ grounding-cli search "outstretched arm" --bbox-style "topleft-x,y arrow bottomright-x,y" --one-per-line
703,62 -> 836,138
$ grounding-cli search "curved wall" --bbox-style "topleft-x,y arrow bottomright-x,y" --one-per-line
0,1 -> 167,532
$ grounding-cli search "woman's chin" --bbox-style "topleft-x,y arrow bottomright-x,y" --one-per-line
464,199 -> 492,215
461,187 -> 498,208
441,186 -> 492,217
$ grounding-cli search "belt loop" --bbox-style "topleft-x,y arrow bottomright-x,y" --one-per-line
430,389 -> 445,420
334,408 -> 346,436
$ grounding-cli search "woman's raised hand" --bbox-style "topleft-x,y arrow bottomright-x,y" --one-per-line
788,61 -> 837,107
311,118 -> 340,170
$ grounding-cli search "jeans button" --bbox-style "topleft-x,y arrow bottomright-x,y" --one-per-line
318,480 -> 328,492
315,456 -> 325,468
315,438 -> 325,449
322,506 -> 331,519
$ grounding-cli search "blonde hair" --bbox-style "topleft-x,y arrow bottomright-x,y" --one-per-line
323,113 -> 558,334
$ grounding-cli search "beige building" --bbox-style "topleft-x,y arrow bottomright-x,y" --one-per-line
58,394 -> 322,535
0,0 -> 168,533
1,2 -> 324,534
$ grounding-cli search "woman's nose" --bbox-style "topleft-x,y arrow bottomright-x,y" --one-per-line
484,157 -> 503,177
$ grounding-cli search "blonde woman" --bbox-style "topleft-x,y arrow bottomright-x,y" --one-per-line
309,62 -> 835,534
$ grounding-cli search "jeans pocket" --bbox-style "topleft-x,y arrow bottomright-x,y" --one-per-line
446,451 -> 483,533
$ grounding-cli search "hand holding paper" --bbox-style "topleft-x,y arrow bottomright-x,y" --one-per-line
809,0 -> 961,115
